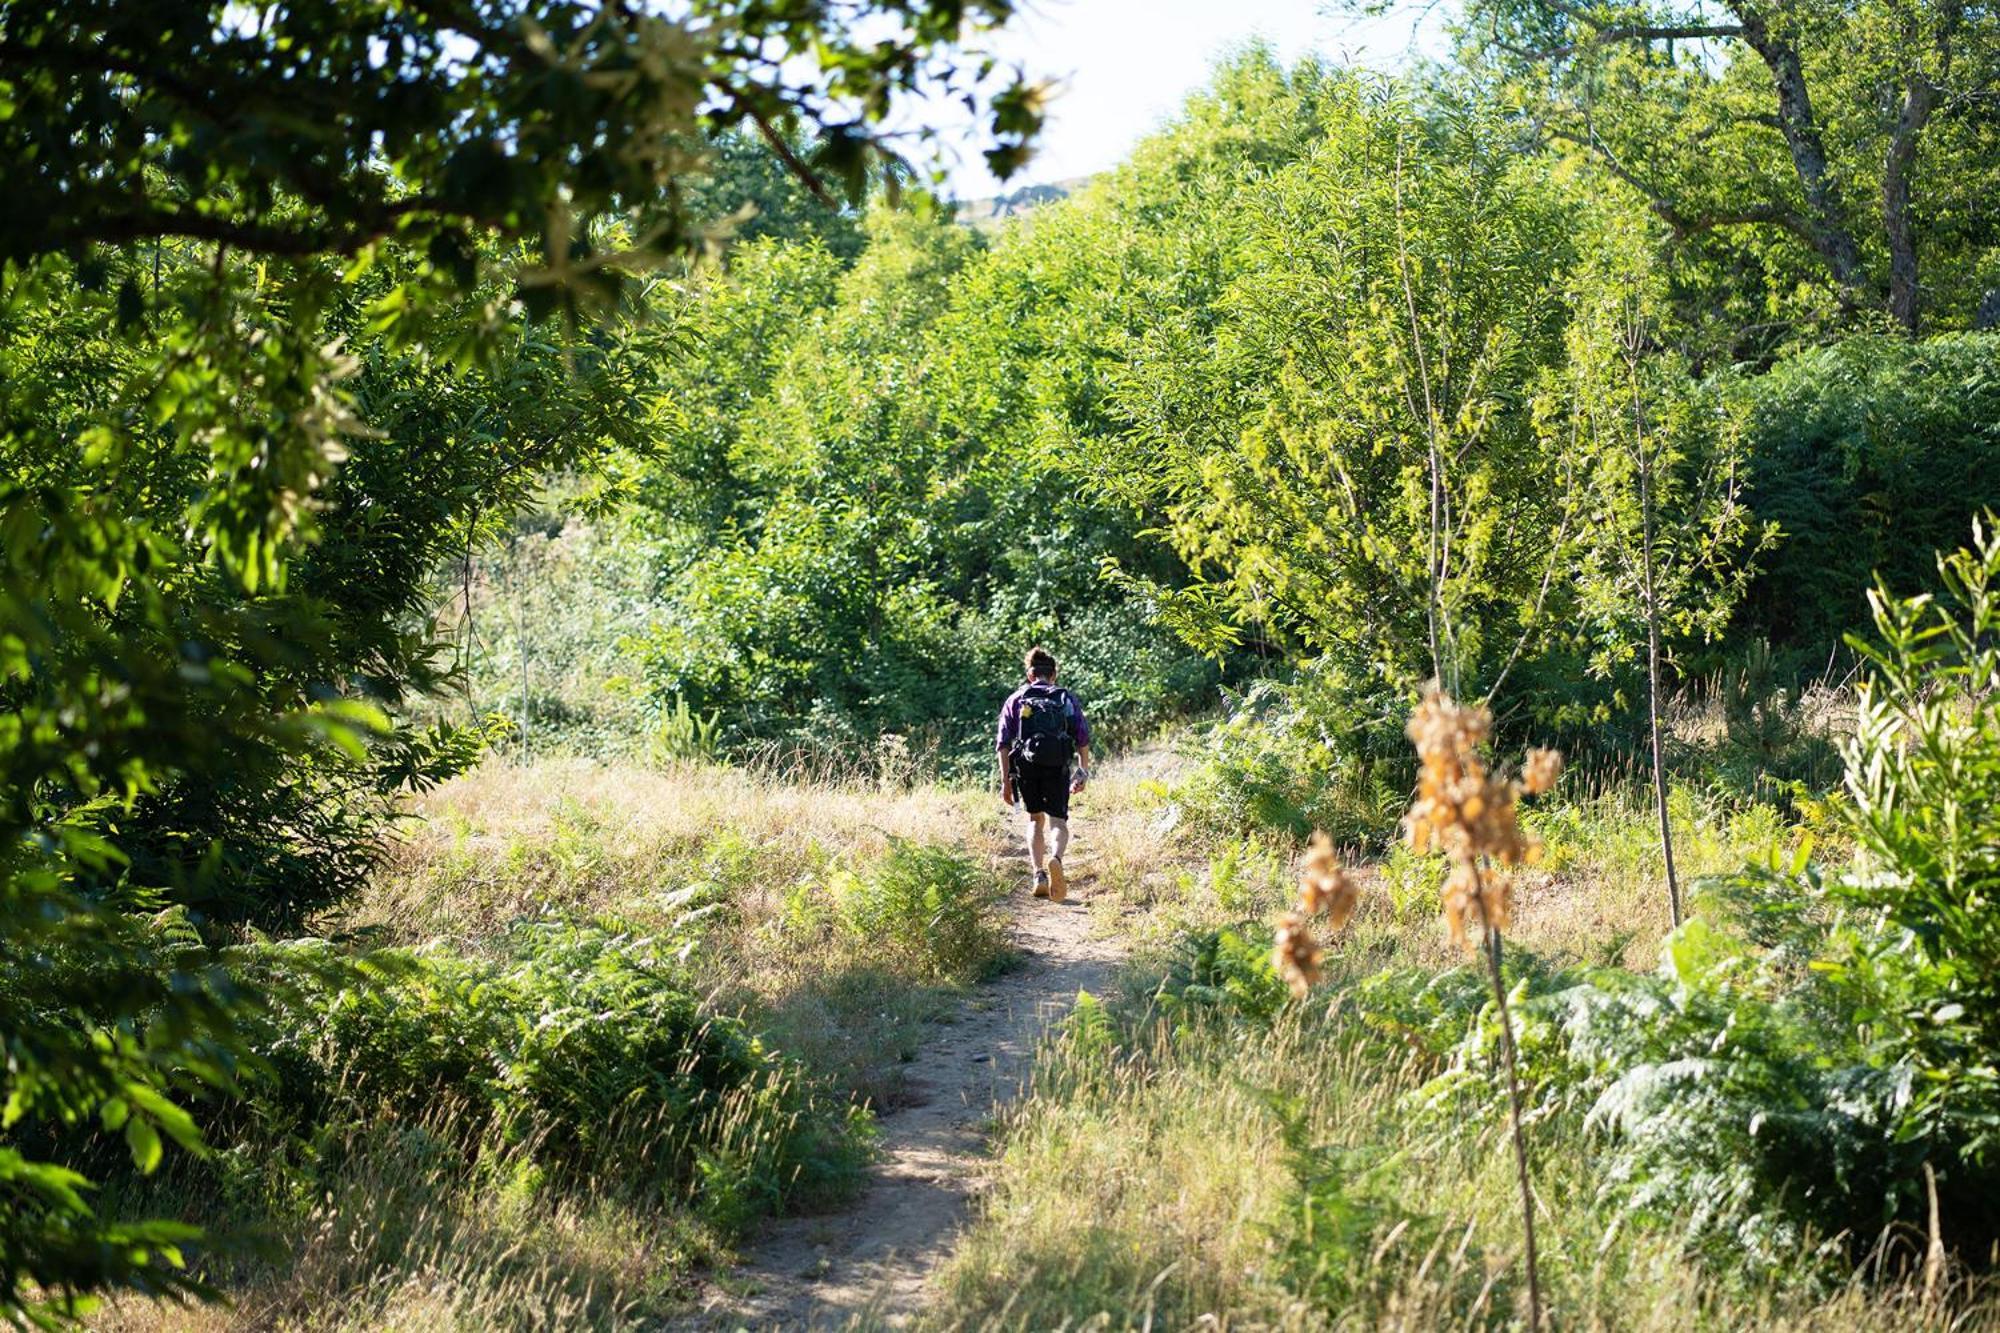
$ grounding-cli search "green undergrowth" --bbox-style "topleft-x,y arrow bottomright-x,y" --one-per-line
929,535 -> 2000,1330
91,922 -> 873,1327
85,772 -> 1013,1330
928,973 -> 1995,1332
933,885 -> 2000,1329
354,775 -> 1013,1107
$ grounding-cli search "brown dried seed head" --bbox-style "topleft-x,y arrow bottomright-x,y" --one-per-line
1521,747 -> 1564,796
1403,687 -> 1552,951
1297,831 -> 1360,929
1273,911 -> 1324,998
1299,867 -> 1361,931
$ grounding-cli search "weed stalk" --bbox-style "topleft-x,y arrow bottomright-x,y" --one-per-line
1483,907 -> 1542,1330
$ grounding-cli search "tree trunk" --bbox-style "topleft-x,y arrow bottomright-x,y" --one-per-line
1643,539 -> 1683,929
512,550 -> 531,756
1630,354 -> 1684,928
1393,144 -> 1449,689
1886,0 -> 1963,336
1429,439 -> 1446,686
1737,8 -> 1867,300
1883,75 -> 1937,335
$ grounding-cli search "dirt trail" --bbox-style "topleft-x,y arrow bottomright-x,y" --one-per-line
679,854 -> 1126,1331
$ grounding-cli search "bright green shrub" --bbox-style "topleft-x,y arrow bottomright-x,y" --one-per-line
826,840 -> 1006,984
1166,679 -> 1412,847
1152,925 -> 1291,1028
630,232 -> 1222,773
257,925 -> 867,1232
1396,525 -> 2000,1274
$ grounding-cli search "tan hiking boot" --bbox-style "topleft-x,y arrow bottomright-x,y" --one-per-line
1032,868 -> 1050,899
1047,857 -> 1068,903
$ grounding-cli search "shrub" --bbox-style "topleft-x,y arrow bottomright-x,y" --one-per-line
1167,679 -> 1411,847
1399,524 -> 2000,1275
255,924 -> 868,1234
1153,925 -> 1291,1028
825,839 -> 1007,984
1811,521 -> 2000,1246
1736,333 -> 2000,664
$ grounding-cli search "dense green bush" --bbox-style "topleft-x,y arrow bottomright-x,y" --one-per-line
812,840 -> 1008,984
1328,923 -> 1909,1276
1153,924 -> 1292,1028
256,925 -> 868,1233
1385,526 -> 2000,1274
1163,678 -> 1413,848
1735,334 -> 2000,665
627,209 -> 1220,772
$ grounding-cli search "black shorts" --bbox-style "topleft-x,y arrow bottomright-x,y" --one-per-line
1014,761 -> 1071,820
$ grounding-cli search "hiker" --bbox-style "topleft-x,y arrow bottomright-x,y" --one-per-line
997,647 -> 1091,902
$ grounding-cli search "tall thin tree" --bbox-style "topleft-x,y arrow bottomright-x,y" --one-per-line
1620,300 -> 1685,928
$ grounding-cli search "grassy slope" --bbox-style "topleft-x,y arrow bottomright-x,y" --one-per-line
355,761 -> 1016,1108
90,763 -> 1017,1331
922,776 -> 1998,1332
92,746 -> 1996,1330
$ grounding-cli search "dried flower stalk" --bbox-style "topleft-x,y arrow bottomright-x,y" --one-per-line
1274,831 -> 1360,997
1273,911 -> 1324,998
1405,689 -> 1552,948
1404,684 -> 1560,1330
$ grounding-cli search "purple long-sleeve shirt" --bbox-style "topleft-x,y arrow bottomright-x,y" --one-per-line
996,682 -> 1090,752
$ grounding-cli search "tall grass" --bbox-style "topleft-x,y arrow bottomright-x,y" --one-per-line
96,1113 -> 718,1332
926,1000 -> 2000,1332
86,757 -> 1043,1329
352,759 -> 1025,1105
926,708 -> 2000,1332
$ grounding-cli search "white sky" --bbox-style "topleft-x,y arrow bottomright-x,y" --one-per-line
935,0 -> 1446,199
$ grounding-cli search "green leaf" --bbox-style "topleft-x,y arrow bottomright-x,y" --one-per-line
124,1117 -> 162,1173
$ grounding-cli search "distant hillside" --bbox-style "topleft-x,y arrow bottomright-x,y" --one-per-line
955,176 -> 1093,229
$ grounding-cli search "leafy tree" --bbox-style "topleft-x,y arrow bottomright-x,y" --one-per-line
1558,217 -> 1772,926
1446,0 -> 2000,339
1107,78 -> 1583,736
680,129 -> 868,262
627,178 -> 1228,764
0,0 -> 1037,1318
1733,331 -> 2000,663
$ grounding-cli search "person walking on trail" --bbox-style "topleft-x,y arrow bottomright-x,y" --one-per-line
997,647 -> 1092,902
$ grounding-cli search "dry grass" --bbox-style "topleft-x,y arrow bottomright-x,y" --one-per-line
921,736 -> 2000,1333
925,1008 -> 2000,1333
352,753 -> 1201,952
352,759 -> 998,940
92,741 -> 1975,1332
92,757 -> 1138,1333
94,1119 -> 711,1332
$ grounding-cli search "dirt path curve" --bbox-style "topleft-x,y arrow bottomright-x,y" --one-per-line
679,857 -> 1126,1331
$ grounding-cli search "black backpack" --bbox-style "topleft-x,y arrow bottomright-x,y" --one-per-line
1011,682 -> 1076,769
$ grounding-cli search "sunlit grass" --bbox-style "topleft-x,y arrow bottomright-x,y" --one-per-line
94,739 -> 1982,1332
95,1114 -> 718,1332
926,1003 -> 1999,1332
